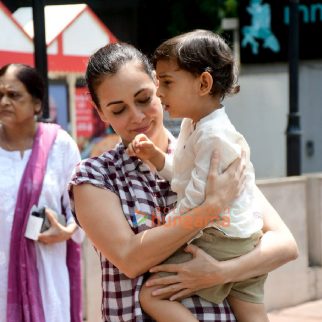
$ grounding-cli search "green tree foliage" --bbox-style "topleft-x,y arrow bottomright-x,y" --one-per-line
167,0 -> 237,36
137,0 -> 238,54
224,0 -> 238,18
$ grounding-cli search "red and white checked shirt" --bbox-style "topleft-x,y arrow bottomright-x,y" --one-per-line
69,133 -> 236,322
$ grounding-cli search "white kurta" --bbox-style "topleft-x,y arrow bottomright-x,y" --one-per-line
160,107 -> 263,238
0,128 -> 82,322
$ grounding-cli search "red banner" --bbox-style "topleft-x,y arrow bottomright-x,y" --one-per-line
75,87 -> 93,138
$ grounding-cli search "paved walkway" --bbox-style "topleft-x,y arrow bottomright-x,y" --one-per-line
268,299 -> 322,321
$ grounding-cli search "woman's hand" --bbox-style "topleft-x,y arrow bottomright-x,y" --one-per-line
145,244 -> 230,301
144,185 -> 299,301
203,150 -> 246,213
38,208 -> 77,244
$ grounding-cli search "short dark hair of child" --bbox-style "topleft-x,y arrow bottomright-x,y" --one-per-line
152,29 -> 240,100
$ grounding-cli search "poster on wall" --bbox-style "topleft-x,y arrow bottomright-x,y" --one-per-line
75,86 -> 93,138
75,86 -> 111,158
239,0 -> 322,63
48,82 -> 69,131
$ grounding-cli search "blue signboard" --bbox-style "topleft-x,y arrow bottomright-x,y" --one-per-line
49,81 -> 69,131
239,0 -> 322,63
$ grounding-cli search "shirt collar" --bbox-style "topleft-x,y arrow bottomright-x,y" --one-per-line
195,104 -> 226,130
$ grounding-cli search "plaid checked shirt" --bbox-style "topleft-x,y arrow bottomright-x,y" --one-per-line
69,133 -> 236,322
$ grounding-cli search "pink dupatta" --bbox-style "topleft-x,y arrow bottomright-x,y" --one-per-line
6,122 -> 82,322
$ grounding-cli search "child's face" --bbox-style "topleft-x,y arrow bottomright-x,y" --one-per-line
155,59 -> 201,121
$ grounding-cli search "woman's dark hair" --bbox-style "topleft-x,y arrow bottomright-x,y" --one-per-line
152,29 -> 240,100
85,42 -> 154,108
0,63 -> 45,114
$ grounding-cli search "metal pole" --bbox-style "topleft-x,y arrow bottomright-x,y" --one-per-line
32,0 -> 50,120
286,0 -> 301,176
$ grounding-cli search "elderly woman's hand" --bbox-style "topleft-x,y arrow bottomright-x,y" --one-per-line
38,208 -> 77,244
144,244 -> 230,301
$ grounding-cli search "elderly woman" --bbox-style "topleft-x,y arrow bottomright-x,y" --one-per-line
0,64 -> 83,322
69,42 -> 298,322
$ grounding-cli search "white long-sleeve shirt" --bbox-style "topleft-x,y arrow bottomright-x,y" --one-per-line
160,106 -> 263,238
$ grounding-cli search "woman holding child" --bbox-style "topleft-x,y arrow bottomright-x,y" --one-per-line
69,41 -> 298,321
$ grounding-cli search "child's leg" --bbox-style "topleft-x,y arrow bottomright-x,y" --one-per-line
227,295 -> 269,322
140,274 -> 198,322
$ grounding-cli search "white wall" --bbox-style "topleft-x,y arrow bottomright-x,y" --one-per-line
224,64 -> 289,179
223,61 -> 322,179
0,8 -> 33,52
300,62 -> 322,174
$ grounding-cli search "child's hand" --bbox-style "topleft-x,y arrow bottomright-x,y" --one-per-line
127,134 -> 158,161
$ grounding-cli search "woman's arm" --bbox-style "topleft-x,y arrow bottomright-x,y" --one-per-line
145,185 -> 299,300
72,152 -> 245,279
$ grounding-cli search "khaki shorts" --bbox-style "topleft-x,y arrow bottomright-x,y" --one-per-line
159,227 -> 267,304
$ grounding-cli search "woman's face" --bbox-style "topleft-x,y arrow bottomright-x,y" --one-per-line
95,61 -> 164,145
0,67 -> 40,125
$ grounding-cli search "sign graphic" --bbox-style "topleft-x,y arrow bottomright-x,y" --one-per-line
241,0 -> 280,55
239,0 -> 322,63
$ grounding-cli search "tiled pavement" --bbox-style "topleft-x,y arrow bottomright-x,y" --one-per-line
268,299 -> 322,321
